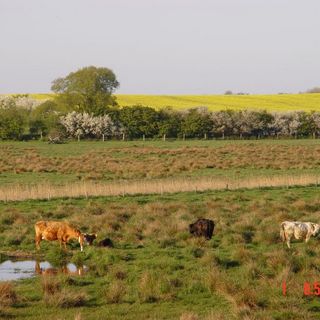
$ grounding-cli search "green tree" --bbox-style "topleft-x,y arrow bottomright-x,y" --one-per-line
119,105 -> 160,139
29,100 -> 64,138
181,108 -> 212,138
0,107 -> 26,140
158,108 -> 182,138
51,66 -> 119,115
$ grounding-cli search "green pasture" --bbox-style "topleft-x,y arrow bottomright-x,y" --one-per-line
1,139 -> 320,186
1,187 -> 320,319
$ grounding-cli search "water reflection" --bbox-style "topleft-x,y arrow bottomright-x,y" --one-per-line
0,259 -> 86,281
35,261 -> 86,276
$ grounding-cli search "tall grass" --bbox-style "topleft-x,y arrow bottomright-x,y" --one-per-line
1,174 -> 319,201
0,282 -> 17,307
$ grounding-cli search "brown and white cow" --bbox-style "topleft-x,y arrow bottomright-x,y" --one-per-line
35,221 -> 85,251
280,221 -> 320,248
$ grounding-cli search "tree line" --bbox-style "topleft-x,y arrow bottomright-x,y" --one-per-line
1,66 -> 320,141
2,96 -> 320,140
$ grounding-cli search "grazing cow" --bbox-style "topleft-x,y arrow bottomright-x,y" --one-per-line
280,221 -> 320,248
98,238 -> 114,247
189,218 -> 215,240
35,220 -> 85,252
83,233 -> 97,246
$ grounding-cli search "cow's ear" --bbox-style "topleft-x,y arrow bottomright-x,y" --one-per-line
311,223 -> 316,231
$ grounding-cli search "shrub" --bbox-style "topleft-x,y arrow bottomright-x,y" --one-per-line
0,282 -> 18,306
138,272 -> 160,303
44,289 -> 87,308
105,280 -> 126,304
41,276 -> 61,296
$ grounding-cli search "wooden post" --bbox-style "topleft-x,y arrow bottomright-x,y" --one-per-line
204,133 -> 207,140
143,134 -> 145,141
163,134 -> 166,141
78,134 -> 80,142
102,134 -> 105,142
122,133 -> 125,141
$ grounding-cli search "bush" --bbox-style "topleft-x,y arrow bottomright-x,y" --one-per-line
138,272 -> 160,303
44,289 -> 87,308
105,280 -> 126,304
0,282 -> 18,307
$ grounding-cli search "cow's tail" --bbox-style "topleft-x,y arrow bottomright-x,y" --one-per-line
280,223 -> 286,242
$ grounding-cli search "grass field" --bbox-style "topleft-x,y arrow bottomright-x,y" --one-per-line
1,140 -> 320,188
6,93 -> 320,111
1,140 -> 320,319
1,187 -> 320,319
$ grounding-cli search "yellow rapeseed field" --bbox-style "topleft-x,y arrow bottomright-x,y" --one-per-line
4,93 -> 320,111
115,93 -> 320,111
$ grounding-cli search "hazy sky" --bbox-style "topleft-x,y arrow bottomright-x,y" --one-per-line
1,0 -> 320,94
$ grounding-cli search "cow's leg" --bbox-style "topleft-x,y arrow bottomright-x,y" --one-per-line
305,235 -> 311,243
286,235 -> 292,249
35,234 -> 42,250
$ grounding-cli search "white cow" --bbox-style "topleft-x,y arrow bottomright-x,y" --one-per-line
280,221 -> 320,248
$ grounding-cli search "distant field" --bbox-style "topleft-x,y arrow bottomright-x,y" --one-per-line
2,140 -> 320,188
116,93 -> 320,111
4,93 -> 320,111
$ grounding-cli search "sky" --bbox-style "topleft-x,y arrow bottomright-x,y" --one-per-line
1,0 -> 320,95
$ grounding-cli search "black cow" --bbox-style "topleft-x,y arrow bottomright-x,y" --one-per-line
189,218 -> 215,240
98,238 -> 114,247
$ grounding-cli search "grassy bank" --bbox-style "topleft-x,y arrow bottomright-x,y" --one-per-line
1,187 -> 320,319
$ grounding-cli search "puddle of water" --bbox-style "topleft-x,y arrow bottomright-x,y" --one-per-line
0,260 -> 87,281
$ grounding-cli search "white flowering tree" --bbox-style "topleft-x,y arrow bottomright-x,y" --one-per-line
232,110 -> 257,138
92,114 -> 114,141
210,110 -> 234,139
60,112 -> 119,141
308,112 -> 320,138
60,112 -> 86,141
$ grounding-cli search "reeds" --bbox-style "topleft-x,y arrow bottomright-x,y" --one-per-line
1,174 -> 319,202
0,282 -> 17,307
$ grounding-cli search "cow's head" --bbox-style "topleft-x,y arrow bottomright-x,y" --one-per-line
83,233 -> 97,246
311,223 -> 320,236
